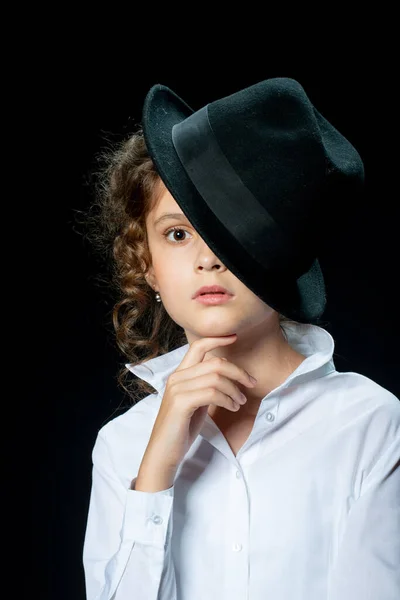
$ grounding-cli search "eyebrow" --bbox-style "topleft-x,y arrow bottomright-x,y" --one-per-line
153,212 -> 189,226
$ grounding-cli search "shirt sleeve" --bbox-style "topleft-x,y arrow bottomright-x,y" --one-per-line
328,435 -> 400,600
82,430 -> 177,600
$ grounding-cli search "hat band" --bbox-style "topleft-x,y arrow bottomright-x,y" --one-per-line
171,105 -> 297,272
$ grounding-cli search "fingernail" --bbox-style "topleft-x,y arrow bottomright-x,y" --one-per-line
249,376 -> 257,384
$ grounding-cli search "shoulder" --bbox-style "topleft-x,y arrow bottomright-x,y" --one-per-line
99,391 -> 161,440
326,369 -> 399,416
325,369 -> 399,463
92,392 -> 162,487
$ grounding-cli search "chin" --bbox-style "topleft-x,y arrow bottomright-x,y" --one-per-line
186,327 -> 236,342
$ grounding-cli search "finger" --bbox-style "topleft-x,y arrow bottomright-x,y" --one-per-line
206,387 -> 245,412
176,347 -> 256,390
176,371 -> 248,407
177,334 -> 237,372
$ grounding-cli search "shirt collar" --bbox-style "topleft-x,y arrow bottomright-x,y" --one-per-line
125,322 -> 336,397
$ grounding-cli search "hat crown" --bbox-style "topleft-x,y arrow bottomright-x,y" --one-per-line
206,77 -> 364,242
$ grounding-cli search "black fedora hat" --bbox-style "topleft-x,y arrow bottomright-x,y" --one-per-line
142,77 -> 364,323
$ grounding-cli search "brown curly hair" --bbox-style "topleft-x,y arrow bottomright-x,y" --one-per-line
82,126 -> 299,403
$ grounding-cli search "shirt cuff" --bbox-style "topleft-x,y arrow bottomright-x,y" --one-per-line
122,476 -> 174,547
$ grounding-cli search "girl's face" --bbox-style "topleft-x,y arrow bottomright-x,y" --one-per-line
145,182 -> 279,344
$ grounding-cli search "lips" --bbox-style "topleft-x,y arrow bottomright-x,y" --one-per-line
193,285 -> 232,298
195,292 -> 233,305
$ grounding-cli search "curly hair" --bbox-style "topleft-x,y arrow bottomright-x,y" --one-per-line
81,126 -> 300,403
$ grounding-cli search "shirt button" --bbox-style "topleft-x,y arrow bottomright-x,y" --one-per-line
232,543 -> 242,552
265,412 -> 275,422
236,470 -> 242,478
152,515 -> 163,525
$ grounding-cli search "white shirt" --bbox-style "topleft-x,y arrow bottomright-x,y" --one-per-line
82,322 -> 400,600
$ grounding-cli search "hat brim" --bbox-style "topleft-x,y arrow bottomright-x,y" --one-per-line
142,84 -> 326,323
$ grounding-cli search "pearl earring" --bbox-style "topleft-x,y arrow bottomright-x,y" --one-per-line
155,291 -> 161,302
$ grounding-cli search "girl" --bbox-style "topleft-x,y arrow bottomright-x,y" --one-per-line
82,77 -> 400,599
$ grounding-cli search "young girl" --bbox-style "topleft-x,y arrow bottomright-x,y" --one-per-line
82,78 -> 400,600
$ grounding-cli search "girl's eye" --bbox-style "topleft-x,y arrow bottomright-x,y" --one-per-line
163,227 -> 192,244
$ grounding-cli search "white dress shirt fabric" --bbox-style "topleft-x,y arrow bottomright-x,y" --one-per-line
82,322 -> 400,600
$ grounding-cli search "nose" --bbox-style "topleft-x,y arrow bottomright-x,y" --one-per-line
195,244 -> 226,271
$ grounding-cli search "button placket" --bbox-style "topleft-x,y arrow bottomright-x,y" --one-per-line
223,465 -> 249,599
232,468 -> 245,552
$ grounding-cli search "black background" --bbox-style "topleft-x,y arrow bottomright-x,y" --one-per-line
23,39 -> 399,600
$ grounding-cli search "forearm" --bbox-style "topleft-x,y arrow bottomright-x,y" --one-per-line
133,453 -> 177,492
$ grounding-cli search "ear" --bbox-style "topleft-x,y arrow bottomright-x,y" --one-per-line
145,270 -> 157,290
